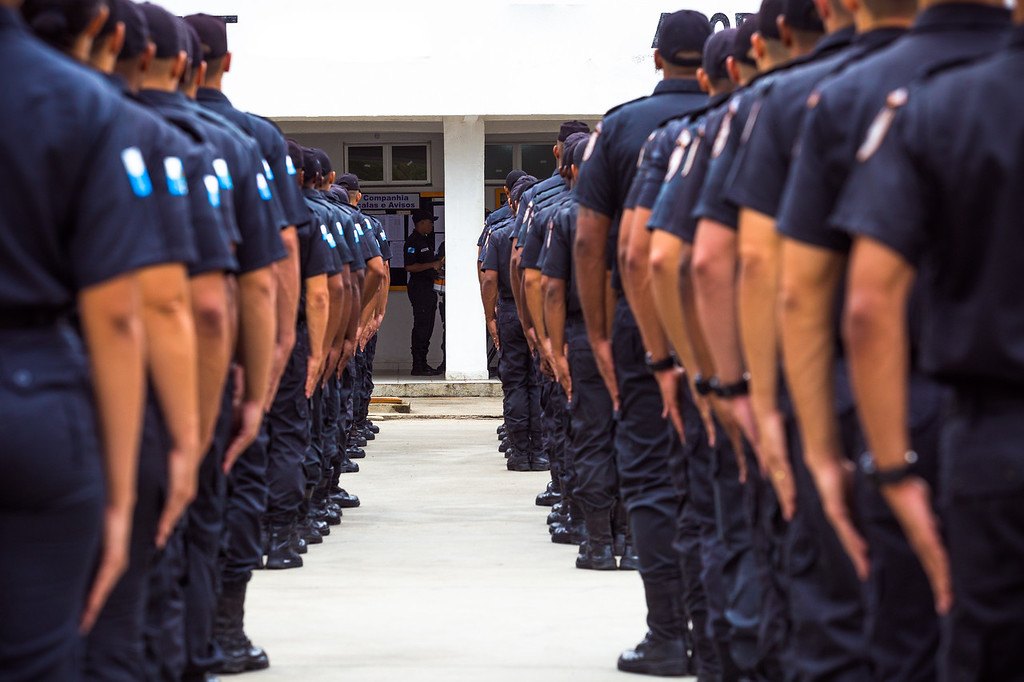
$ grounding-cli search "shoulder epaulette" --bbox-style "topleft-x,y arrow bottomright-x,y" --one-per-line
604,94 -> 650,118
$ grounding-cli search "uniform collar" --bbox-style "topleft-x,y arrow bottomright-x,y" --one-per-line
653,78 -> 704,96
853,26 -> 908,49
913,3 -> 1011,32
137,88 -> 188,107
813,26 -> 856,57
196,87 -> 232,106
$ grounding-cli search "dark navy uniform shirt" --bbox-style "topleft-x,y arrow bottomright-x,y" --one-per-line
726,27 -> 867,219
132,88 -> 238,276
577,79 -> 706,220
186,98 -> 287,274
0,7 -> 163,312
365,215 -> 391,261
833,29 -> 1024,390
541,199 -> 582,317
481,223 -> 515,301
295,203 -> 334,323
523,191 -> 573,271
405,229 -> 437,289
576,78 -> 707,290
480,204 -> 512,250
648,96 -> 730,242
514,173 -> 567,246
195,88 -> 306,232
340,203 -> 384,264
778,4 -> 1011,253
302,190 -> 345,276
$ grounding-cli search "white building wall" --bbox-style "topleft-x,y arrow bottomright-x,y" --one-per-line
156,0 -> 756,118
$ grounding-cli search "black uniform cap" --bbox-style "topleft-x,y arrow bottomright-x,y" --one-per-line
561,132 -> 589,171
656,10 -> 712,67
180,19 -> 203,67
183,13 -> 228,59
703,28 -> 736,81
106,0 -> 149,59
505,169 -> 527,191
138,2 -> 183,59
286,139 -> 304,173
558,120 -> 590,142
734,14 -> 759,65
510,175 -> 538,206
313,149 -> 333,176
411,208 -> 439,223
337,173 -> 360,191
783,0 -> 825,32
302,147 -> 321,179
330,185 -> 350,204
758,0 -> 784,39
572,135 -> 588,167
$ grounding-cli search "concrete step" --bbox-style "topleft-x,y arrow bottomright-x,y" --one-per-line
372,379 -> 502,398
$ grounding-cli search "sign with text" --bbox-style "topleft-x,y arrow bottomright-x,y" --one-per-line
360,193 -> 421,211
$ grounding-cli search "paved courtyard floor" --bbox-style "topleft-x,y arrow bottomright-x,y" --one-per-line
243,418 -> 688,681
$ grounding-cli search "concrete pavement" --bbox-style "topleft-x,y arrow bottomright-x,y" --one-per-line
242,418 -> 687,681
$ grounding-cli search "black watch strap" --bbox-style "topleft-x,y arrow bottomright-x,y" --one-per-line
711,373 -> 750,398
865,451 -> 920,489
645,353 -> 677,373
694,373 -> 714,396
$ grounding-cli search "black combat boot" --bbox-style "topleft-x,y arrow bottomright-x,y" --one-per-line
265,522 -> 303,570
213,580 -> 270,674
506,429 -> 532,472
618,581 -> 689,676
535,480 -> 561,507
576,509 -> 617,570
330,486 -> 360,508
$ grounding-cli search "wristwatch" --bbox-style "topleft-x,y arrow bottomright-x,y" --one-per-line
710,373 -> 750,398
693,373 -> 714,397
645,352 -> 678,373
863,450 -> 920,489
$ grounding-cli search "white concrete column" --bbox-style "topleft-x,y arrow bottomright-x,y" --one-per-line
442,115 -> 488,381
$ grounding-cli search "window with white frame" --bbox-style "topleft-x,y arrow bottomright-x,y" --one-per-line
485,142 -> 558,183
345,143 -> 430,185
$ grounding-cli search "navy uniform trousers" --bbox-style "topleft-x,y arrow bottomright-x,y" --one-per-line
407,281 -> 436,364
855,373 -> 946,682
611,297 -> 718,679
0,326 -> 104,682
933,388 -> 1024,682
265,324 -> 310,528
566,316 -> 619,518
145,386 -> 233,682
85,394 -> 168,681
496,300 -> 540,456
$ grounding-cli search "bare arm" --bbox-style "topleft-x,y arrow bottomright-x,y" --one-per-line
225,265 -> 276,472
362,255 -> 384,309
544,277 -> 571,400
524,267 -> 549,358
266,227 -> 300,409
139,264 -> 199,546
304,273 -> 329,398
78,273 -> 146,632
845,237 -> 951,613
482,270 -> 500,350
649,231 -> 702,379
574,206 -> 619,408
190,271 -> 232,452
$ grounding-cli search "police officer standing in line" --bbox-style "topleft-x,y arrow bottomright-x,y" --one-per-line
3,1 -> 179,678
405,208 -> 444,376
827,9 -> 1024,678
574,10 -> 713,677
481,175 -> 544,471
646,20 -> 775,679
775,0 -> 1011,676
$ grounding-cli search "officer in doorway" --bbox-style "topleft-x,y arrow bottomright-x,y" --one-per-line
405,208 -> 443,375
